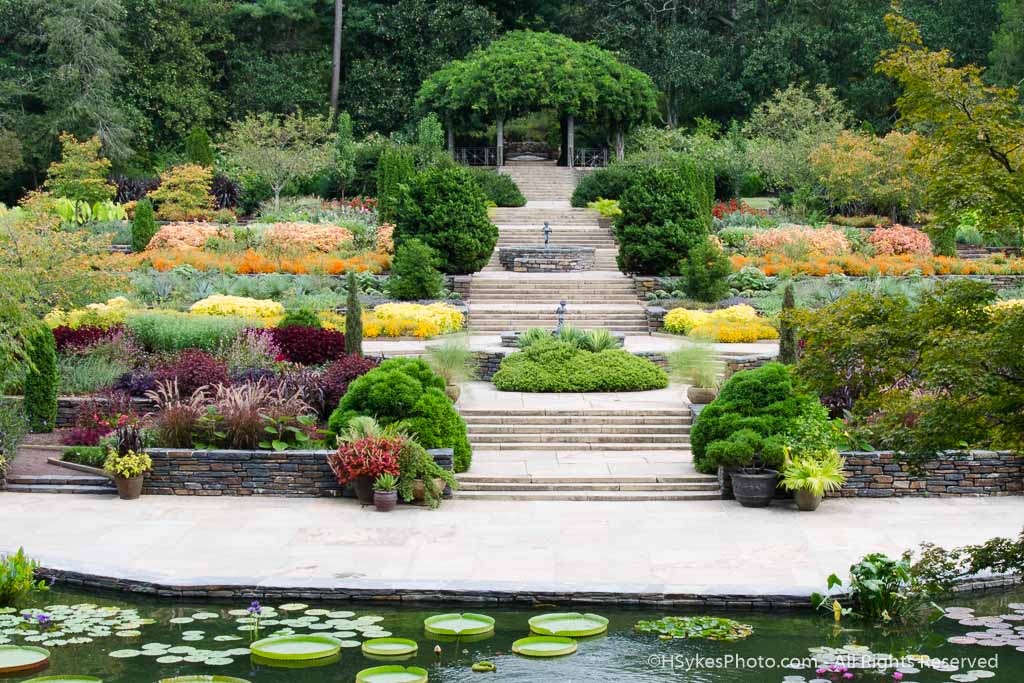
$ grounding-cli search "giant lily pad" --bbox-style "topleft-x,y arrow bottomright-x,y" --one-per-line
512,636 -> 577,657
158,677 -> 252,683
424,614 -> 495,637
251,652 -> 341,669
0,645 -> 50,674
249,634 -> 341,661
361,638 -> 418,656
24,678 -> 102,683
355,665 -> 429,683
528,613 -> 608,638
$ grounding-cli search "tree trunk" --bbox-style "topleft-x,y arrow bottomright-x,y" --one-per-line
496,116 -> 504,167
446,116 -> 454,157
566,115 -> 575,169
329,0 -> 344,115
273,187 -> 282,211
615,125 -> 625,161
558,116 -> 569,166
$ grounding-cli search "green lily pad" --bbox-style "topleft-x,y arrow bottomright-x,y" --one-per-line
528,613 -> 608,638
361,638 -> 418,656
0,645 -> 51,674
249,634 -> 341,661
158,677 -> 252,683
251,652 -> 341,669
23,678 -> 103,683
355,665 -> 429,683
512,636 -> 577,657
424,614 -> 495,636
471,661 -> 496,672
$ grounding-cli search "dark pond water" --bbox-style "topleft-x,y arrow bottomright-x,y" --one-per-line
1,587 -> 1023,682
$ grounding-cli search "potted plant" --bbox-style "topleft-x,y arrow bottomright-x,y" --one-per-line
328,417 -> 403,504
705,429 -> 781,507
667,341 -> 720,405
373,473 -> 399,512
102,425 -> 152,500
424,334 -> 477,402
396,440 -> 458,508
781,450 -> 847,511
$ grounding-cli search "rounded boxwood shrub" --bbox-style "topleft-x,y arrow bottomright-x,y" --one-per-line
277,308 -> 322,329
386,238 -> 445,300
328,357 -> 472,471
570,163 -> 638,207
24,324 -> 58,432
615,157 -> 714,275
394,166 -> 498,275
690,363 -> 819,474
492,340 -> 668,393
468,168 -> 526,207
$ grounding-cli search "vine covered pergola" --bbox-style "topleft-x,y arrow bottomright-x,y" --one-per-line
417,31 -> 657,167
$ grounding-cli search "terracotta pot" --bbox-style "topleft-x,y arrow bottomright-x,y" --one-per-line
114,475 -> 144,500
374,490 -> 398,512
686,386 -> 718,405
352,475 -> 375,505
445,383 -> 461,402
794,489 -> 823,511
411,477 -> 446,504
731,469 -> 779,508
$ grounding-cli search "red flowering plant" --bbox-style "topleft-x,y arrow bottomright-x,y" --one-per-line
62,393 -> 139,446
712,199 -> 767,219
327,435 -> 402,485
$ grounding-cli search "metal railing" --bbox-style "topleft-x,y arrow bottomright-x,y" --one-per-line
573,148 -> 609,168
454,147 -> 498,166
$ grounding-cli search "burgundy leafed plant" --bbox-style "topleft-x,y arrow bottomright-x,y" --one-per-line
320,354 -> 380,415
157,349 -> 229,395
52,325 -> 123,353
271,326 -> 345,366
327,435 -> 402,486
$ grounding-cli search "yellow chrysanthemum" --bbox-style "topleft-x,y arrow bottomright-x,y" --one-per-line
189,295 -> 284,321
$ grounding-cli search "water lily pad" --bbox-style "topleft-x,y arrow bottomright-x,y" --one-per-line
529,613 -> 608,637
327,611 -> 355,619
355,665 -> 429,683
471,661 -> 496,672
251,652 -> 341,669
0,645 -> 50,674
108,649 -> 142,658
249,634 -> 341,661
512,636 -> 577,657
23,678 -> 102,683
362,638 -> 418,656
278,604 -> 308,612
158,677 -> 252,683
156,655 -> 184,664
424,614 -> 495,637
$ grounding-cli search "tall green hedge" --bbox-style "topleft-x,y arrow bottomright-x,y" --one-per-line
615,156 -> 714,275
393,166 -> 497,275
24,325 -> 58,432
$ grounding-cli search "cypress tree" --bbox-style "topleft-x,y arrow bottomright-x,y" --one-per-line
184,126 -> 214,166
345,271 -> 363,356
376,147 -> 415,222
131,199 -> 157,252
778,282 -> 798,364
24,324 -> 58,432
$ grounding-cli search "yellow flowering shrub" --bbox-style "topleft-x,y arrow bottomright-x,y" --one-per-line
991,299 -> 1024,311
45,297 -> 134,329
189,295 -> 284,322
664,304 -> 761,334
321,303 -> 464,338
689,321 -> 779,343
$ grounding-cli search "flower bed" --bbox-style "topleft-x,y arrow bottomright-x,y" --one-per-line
189,295 -> 284,322
747,224 -> 850,256
262,222 -> 354,252
146,222 -> 232,250
131,248 -> 391,275
321,303 -> 464,338
663,304 -> 778,342
730,253 -> 1024,277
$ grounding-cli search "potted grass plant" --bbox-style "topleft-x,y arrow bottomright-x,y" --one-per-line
102,425 -> 152,500
423,334 -> 478,402
373,473 -> 399,512
781,450 -> 847,511
667,341 -> 720,405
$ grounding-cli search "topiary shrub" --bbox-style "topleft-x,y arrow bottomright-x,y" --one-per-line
327,357 -> 471,471
24,325 -> 58,432
344,271 -> 363,355
376,146 -> 416,221
386,238 -> 445,300
690,363 -> 820,474
394,166 -> 497,275
615,157 -> 714,275
277,308 -> 322,329
468,168 -> 526,207
683,236 -> 731,302
270,326 -> 345,365
492,340 -> 668,393
131,198 -> 157,252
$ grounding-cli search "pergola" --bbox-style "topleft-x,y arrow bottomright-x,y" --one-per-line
417,31 -> 657,168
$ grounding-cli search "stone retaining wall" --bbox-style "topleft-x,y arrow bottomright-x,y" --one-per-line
723,354 -> 777,379
145,448 -> 453,497
837,450 -> 1022,498
3,396 -> 157,429
473,351 -> 505,381
498,246 -> 595,272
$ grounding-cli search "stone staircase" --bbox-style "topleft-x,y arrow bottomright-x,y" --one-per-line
3,473 -> 116,495
498,162 -> 579,203
455,475 -> 721,501
484,207 -> 618,271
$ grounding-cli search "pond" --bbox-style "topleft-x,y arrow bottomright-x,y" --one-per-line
2,587 -> 1023,682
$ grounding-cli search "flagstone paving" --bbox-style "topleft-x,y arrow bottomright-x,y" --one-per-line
2,492 -> 1020,597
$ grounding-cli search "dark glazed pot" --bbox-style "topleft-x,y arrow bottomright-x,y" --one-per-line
352,475 -> 375,505
374,490 -> 398,512
114,475 -> 144,500
731,469 -> 779,508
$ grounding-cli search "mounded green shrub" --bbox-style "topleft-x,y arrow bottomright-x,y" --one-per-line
615,157 -> 714,275
570,162 -> 638,207
492,340 -> 668,393
277,308 -> 322,329
24,325 -> 58,432
468,168 -> 526,207
184,126 -> 214,166
131,198 -> 157,252
385,238 -> 445,300
690,363 -> 820,474
394,166 -> 498,275
327,357 -> 472,472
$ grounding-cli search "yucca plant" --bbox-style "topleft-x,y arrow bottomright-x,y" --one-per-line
555,324 -> 586,348
579,329 -> 621,352
516,327 -> 552,349
781,450 -> 847,497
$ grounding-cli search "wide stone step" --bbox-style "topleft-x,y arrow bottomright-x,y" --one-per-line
457,481 -> 719,492
466,424 -> 690,434
6,474 -> 112,486
4,483 -> 116,494
469,433 -> 690,444
469,325 -> 650,332
467,442 -> 687,451
462,416 -> 689,425
458,474 -> 712,484
470,296 -> 638,302
455,490 -> 721,501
